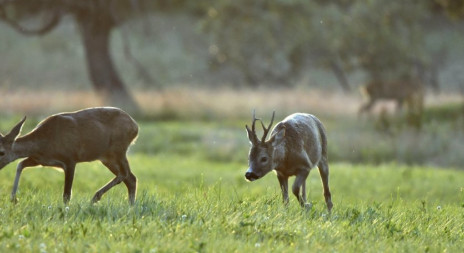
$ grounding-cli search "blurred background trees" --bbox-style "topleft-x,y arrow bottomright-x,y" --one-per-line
0,0 -> 463,110
204,0 -> 456,91
0,0 -> 204,112
0,0 -> 148,112
1,0 -> 464,167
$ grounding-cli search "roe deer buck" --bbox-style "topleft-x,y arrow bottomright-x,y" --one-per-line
359,79 -> 424,114
0,107 -> 138,204
245,111 -> 333,211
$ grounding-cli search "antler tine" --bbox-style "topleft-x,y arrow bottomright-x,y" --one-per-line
268,111 -> 275,130
251,109 -> 264,131
251,109 -> 257,132
246,109 -> 260,144
261,111 -> 275,142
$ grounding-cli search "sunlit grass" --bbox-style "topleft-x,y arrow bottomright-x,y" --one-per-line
0,87 -> 363,121
0,153 -> 463,252
1,88 -> 461,120
0,90 -> 463,251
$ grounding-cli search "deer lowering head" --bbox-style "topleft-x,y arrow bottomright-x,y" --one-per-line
245,110 -> 279,181
245,111 -> 333,211
0,117 -> 26,170
0,107 -> 139,205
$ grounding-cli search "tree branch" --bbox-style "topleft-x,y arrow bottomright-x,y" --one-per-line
0,2 -> 61,36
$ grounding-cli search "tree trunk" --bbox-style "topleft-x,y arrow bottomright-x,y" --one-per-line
329,60 -> 350,93
75,14 -> 140,114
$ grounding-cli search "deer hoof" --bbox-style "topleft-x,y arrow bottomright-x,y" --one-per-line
10,196 -> 19,204
304,203 -> 313,211
91,196 -> 100,204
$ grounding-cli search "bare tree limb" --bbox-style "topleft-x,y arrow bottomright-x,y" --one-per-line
0,3 -> 61,36
120,27 -> 156,86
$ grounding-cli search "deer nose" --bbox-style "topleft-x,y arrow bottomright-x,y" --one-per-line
245,171 -> 259,181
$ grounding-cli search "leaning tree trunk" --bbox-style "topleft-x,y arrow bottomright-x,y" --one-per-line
329,60 -> 350,93
75,13 -> 139,114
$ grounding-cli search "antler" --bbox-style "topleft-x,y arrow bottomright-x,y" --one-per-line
246,110 -> 275,143
245,109 -> 260,144
260,111 -> 275,142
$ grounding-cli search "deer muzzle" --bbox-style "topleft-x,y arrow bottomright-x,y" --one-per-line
245,170 -> 260,181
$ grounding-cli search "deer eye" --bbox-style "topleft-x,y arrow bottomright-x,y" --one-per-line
0,151 -> 5,156
260,157 -> 268,163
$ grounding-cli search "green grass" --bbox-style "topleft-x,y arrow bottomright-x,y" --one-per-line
422,102 -> 464,124
1,117 -> 464,252
0,153 -> 463,252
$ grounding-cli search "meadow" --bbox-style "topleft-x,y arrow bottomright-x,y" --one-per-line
1,10 -> 464,252
0,108 -> 463,252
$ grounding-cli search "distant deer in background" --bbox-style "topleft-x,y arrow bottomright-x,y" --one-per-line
359,79 -> 424,115
0,107 -> 138,204
245,111 -> 333,211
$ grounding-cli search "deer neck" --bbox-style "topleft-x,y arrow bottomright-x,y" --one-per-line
12,135 -> 40,159
272,144 -> 286,171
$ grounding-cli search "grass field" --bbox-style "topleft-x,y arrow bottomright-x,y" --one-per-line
2,11 -> 464,251
0,118 -> 463,252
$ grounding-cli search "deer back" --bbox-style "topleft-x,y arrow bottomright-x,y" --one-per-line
17,107 -> 138,162
272,113 -> 326,173
365,80 -> 422,100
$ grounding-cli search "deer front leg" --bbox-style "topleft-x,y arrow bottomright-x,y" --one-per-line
292,170 -> 309,208
63,163 -> 76,204
277,173 -> 289,205
11,158 -> 38,203
359,99 -> 375,114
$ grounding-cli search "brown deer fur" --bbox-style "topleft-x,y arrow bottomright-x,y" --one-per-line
0,107 -> 138,204
359,80 -> 424,114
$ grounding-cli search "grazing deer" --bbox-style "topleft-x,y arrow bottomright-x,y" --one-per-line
0,107 -> 138,205
245,111 -> 333,211
359,79 -> 424,114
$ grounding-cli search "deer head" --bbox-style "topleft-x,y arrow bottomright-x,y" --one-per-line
0,117 -> 26,170
245,111 -> 285,181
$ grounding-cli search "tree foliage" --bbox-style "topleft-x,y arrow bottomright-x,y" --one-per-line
203,0 -> 440,88
0,0 -> 459,96
433,0 -> 464,19
202,0 -> 314,86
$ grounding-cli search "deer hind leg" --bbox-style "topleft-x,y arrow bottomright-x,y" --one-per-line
92,158 -> 128,204
120,157 -> 137,205
292,170 -> 309,208
318,159 -> 333,212
11,158 -> 39,203
300,178 -> 313,210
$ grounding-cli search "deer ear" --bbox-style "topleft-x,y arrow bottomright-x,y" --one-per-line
5,116 -> 26,143
271,126 -> 285,147
246,125 -> 258,144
